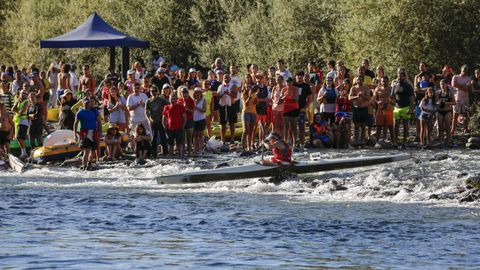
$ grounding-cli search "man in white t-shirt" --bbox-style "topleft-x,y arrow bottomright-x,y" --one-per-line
217,74 -> 238,143
275,59 -> 292,80
127,82 -> 151,138
451,65 -> 472,134
229,64 -> 242,114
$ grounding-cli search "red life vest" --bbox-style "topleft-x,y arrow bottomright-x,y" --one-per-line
336,96 -> 352,113
272,141 -> 292,163
283,93 -> 299,113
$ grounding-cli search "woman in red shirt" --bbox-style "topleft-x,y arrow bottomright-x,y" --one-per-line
282,77 -> 299,147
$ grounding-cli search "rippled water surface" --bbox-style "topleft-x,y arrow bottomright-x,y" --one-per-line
1,149 -> 480,269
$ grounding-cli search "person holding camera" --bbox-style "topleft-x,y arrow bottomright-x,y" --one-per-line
436,79 -> 455,146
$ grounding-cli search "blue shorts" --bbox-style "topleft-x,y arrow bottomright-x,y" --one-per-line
415,106 -> 421,119
242,112 -> 257,122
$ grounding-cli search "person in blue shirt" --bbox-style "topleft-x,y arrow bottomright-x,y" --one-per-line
74,97 -> 101,170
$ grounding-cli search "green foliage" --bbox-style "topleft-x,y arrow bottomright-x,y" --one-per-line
336,0 -> 480,78
0,0 -> 479,80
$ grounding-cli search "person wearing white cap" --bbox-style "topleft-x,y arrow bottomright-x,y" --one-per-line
125,69 -> 140,95
187,68 -> 200,90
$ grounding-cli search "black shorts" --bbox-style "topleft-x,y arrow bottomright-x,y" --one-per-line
284,109 -> 300,118
213,97 -> 220,112
0,130 -> 10,145
185,119 -> 194,129
167,128 -> 184,145
16,124 -> 28,140
194,119 -> 206,131
29,123 -> 43,137
233,100 -> 241,114
219,105 -> 237,125
80,138 -> 97,150
103,106 -> 110,117
353,107 -> 369,124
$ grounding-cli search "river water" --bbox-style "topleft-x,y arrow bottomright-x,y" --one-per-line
1,149 -> 479,269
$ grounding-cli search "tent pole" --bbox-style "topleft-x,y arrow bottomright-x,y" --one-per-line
109,47 -> 115,70
121,47 -> 130,81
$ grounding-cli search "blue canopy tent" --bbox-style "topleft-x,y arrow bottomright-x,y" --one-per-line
40,12 -> 149,79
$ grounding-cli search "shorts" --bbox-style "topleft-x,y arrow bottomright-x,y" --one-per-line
103,106 -> 110,117
394,106 -> 410,120
213,97 -> 220,112
167,128 -> 184,145
219,105 -> 237,125
415,106 -> 421,119
453,102 -> 469,115
256,114 -> 267,123
79,129 -> 98,150
243,112 -> 257,122
16,124 -> 28,140
283,109 -> 300,118
335,111 -> 352,123
419,111 -> 432,122
185,119 -> 194,129
0,130 -> 10,145
29,123 -> 43,137
297,111 -> 307,125
376,108 -> 394,126
194,119 -> 206,131
352,107 -> 369,123
233,100 -> 241,114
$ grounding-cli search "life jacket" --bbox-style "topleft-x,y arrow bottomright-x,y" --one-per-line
324,87 -> 337,104
312,123 -> 328,134
272,141 -> 292,163
13,99 -> 28,125
336,96 -> 352,113
283,90 -> 299,113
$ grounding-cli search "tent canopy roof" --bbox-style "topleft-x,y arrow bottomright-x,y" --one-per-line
40,12 -> 149,49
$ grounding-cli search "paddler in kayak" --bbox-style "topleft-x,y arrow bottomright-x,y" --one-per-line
260,132 -> 292,165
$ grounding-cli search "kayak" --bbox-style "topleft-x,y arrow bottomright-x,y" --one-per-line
156,154 -> 410,184
8,154 -> 27,173
47,107 -> 60,122
31,131 -> 129,164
